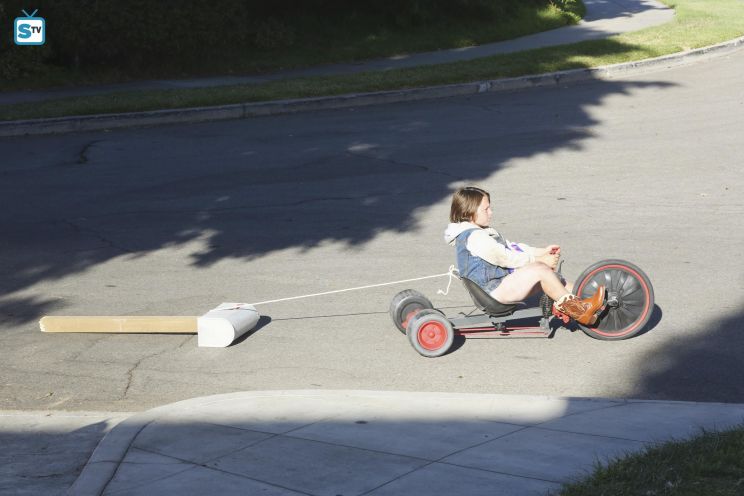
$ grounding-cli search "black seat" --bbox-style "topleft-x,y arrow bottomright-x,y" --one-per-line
461,277 -> 518,317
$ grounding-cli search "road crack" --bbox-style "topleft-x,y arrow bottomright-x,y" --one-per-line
75,140 -> 102,165
122,341 -> 189,399
61,219 -> 134,254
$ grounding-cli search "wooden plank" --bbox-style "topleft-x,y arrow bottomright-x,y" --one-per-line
39,316 -> 198,334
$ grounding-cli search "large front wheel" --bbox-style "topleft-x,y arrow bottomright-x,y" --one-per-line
574,259 -> 654,340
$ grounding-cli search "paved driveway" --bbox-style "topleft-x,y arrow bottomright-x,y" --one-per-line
1,50 -> 743,411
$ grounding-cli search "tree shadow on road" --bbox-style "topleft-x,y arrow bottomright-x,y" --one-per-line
0,42 -> 677,323
631,306 -> 744,403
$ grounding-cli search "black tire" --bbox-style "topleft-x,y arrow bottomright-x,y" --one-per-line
406,309 -> 455,358
573,259 -> 654,341
389,289 -> 434,334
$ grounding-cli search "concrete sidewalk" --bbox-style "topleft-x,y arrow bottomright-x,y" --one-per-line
65,390 -> 744,496
0,411 -> 128,496
0,0 -> 673,106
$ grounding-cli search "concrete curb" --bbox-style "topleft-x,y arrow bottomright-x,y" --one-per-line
63,410 -> 155,496
3,35 -> 744,138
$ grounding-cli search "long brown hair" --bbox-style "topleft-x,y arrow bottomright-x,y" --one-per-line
449,186 -> 490,223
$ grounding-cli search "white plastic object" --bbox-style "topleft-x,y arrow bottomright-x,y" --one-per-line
197,303 -> 260,348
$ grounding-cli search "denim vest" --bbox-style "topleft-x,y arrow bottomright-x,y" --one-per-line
455,229 -> 510,293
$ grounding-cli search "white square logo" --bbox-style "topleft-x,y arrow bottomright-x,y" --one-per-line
15,10 -> 46,46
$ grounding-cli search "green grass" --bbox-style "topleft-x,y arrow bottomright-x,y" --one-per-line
1,0 -> 743,121
230,1 -> 586,76
0,1 -> 584,92
559,425 -> 744,496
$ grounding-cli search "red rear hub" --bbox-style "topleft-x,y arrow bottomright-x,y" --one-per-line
417,320 -> 448,351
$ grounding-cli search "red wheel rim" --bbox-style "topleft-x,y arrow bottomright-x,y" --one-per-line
577,264 -> 651,338
417,320 -> 448,351
402,310 -> 420,330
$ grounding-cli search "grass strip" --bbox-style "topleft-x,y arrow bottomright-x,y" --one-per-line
0,1 -> 584,92
560,425 -> 744,496
1,0 -> 743,121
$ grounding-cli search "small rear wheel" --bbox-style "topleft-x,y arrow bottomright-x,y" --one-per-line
406,309 -> 454,358
574,259 -> 654,340
389,289 -> 433,334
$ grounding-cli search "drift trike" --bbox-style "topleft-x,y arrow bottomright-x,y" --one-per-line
389,259 -> 654,357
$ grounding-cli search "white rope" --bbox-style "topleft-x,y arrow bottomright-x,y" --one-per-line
436,265 -> 459,296
249,269 -> 455,306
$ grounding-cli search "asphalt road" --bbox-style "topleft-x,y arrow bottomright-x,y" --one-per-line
1,50 -> 743,412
